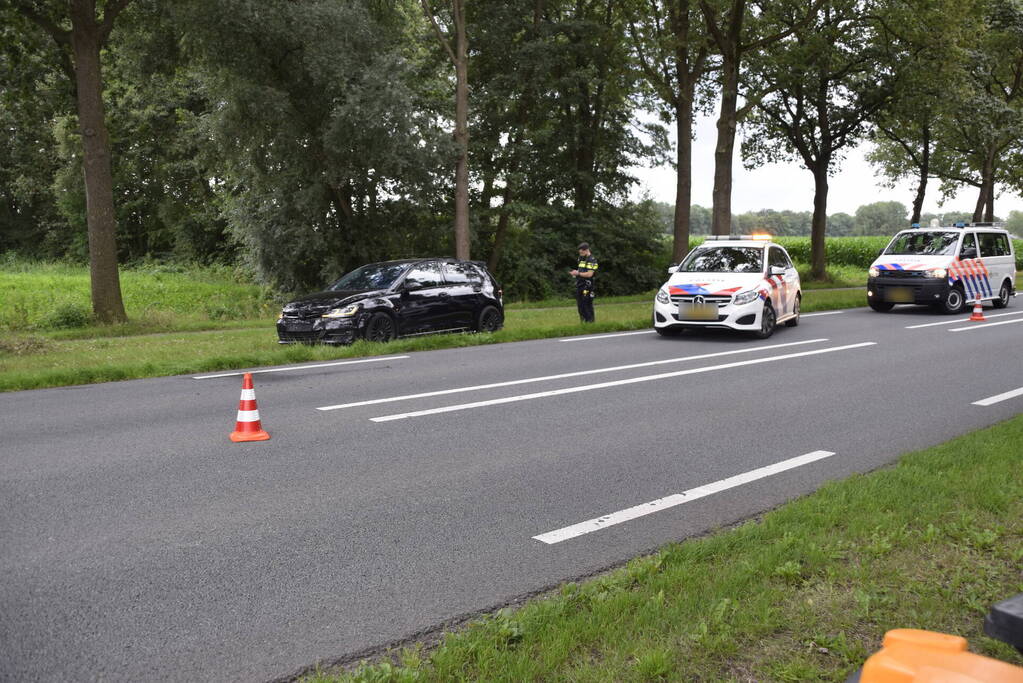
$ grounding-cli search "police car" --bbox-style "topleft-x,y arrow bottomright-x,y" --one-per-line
653,235 -> 801,339
867,221 -> 1016,314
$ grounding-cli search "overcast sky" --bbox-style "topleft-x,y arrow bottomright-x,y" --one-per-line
630,113 -> 1023,220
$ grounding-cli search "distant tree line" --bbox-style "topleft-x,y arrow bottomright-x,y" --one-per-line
1,0 -> 1022,315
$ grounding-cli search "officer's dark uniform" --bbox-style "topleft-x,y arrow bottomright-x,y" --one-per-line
574,248 -> 598,323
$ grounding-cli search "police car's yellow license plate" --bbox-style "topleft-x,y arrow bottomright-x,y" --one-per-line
678,303 -> 717,320
886,287 -> 913,303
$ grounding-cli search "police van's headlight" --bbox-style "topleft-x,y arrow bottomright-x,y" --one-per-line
322,303 -> 361,318
926,268 -> 947,279
656,287 -> 670,304
733,289 -> 760,306
868,266 -> 879,278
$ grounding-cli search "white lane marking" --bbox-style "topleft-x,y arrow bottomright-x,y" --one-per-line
801,311 -> 845,317
533,450 -> 836,544
193,356 -> 410,379
949,318 -> 1023,332
558,330 -> 655,342
371,342 -> 875,422
905,310 -> 1023,329
318,339 -> 828,411
972,387 -> 1023,407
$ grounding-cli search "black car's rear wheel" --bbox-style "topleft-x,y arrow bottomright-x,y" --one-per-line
476,305 -> 503,333
364,312 -> 397,342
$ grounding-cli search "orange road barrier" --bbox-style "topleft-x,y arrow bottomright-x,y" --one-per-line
229,372 -> 270,442
970,298 -> 987,322
857,628 -> 1023,682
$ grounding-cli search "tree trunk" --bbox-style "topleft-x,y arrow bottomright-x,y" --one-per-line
673,106 -> 693,262
810,163 -> 829,280
453,0 -> 470,259
910,126 -> 929,225
70,0 -> 126,323
711,55 -> 739,236
488,186 -> 512,273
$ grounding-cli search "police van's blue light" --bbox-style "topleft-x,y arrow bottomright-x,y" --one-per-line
910,223 -> 920,228
954,222 -> 966,228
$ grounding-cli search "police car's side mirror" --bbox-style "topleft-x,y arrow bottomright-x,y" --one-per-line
769,266 -> 786,276
667,264 -> 678,274
962,248 -> 978,259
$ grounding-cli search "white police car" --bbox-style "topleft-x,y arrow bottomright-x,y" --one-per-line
867,221 -> 1016,313
653,236 -> 801,339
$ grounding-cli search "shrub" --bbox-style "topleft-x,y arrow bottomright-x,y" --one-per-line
41,302 -> 93,329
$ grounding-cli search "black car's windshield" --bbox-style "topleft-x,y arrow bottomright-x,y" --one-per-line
883,231 -> 959,256
680,247 -> 763,273
328,263 -> 408,291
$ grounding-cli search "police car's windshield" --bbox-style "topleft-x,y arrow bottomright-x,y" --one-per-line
883,231 -> 959,256
679,247 -> 763,273
328,263 -> 408,291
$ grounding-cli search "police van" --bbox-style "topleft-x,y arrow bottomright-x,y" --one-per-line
653,235 -> 801,339
866,221 -> 1016,314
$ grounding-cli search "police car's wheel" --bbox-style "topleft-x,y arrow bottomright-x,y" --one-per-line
752,304 -> 776,339
992,280 -> 1011,309
785,295 -> 801,327
938,286 -> 965,315
364,312 -> 397,342
475,305 -> 503,333
869,299 -> 894,312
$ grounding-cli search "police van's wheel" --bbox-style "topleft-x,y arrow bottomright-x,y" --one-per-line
364,312 -> 397,342
993,280 -> 1012,309
937,286 -> 965,315
869,299 -> 895,312
752,303 -> 776,339
785,295 -> 801,327
475,305 -> 503,333
655,326 -> 683,337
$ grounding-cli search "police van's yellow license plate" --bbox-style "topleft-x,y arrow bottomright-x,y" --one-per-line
678,303 -> 718,320
886,287 -> 913,303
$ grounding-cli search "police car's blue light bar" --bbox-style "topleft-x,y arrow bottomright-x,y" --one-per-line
703,234 -> 773,241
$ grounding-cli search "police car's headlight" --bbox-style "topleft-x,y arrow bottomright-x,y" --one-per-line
322,303 -> 361,318
868,266 -> 879,278
733,289 -> 760,306
656,287 -> 670,304
926,268 -> 947,279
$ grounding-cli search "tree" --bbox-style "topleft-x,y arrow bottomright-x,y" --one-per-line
12,0 -> 132,323
743,0 -> 896,278
698,0 -> 822,235
627,0 -> 714,261
421,0 -> 471,260
854,201 -> 908,235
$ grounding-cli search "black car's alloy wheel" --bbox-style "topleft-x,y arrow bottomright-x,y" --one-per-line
364,312 -> 397,342
476,305 -> 503,333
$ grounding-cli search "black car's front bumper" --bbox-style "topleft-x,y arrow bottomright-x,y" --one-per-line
276,316 -> 360,344
867,275 -> 950,304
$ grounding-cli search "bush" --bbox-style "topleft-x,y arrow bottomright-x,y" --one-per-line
41,302 -> 93,329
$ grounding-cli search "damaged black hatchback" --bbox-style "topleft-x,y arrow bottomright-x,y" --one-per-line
276,258 -> 504,344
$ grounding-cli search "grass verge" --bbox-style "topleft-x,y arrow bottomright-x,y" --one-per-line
309,415 -> 1023,682
0,288 -> 867,393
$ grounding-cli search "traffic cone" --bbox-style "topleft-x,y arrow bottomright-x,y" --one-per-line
969,297 -> 986,322
230,373 -> 270,442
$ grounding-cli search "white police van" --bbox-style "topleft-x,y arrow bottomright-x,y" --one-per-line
653,235 -> 800,339
867,221 -> 1016,314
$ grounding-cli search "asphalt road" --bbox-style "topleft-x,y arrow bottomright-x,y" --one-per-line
2,305 -> 1021,681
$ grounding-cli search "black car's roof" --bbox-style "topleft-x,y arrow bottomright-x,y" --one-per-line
362,257 -> 491,269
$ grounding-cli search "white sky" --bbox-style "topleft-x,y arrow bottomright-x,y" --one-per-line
631,113 -> 1023,219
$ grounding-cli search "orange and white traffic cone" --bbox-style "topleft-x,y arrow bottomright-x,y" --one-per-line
969,297 -> 986,322
230,372 -> 270,442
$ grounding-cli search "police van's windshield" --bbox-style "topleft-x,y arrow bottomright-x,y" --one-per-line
883,231 -> 959,256
680,247 -> 763,273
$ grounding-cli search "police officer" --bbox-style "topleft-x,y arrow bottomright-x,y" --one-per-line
570,242 -> 598,323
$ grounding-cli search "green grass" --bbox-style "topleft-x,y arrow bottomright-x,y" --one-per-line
308,415 -> 1023,682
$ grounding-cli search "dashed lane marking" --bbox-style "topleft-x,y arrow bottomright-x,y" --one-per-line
972,387 -> 1023,407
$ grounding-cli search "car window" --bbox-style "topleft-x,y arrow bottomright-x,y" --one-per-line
328,262 -> 407,291
959,233 -> 978,258
884,231 -> 960,256
680,246 -> 763,273
978,232 -> 1010,257
404,261 -> 444,289
768,247 -> 791,269
442,262 -> 483,285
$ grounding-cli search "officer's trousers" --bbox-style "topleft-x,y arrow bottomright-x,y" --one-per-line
576,288 -> 595,323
